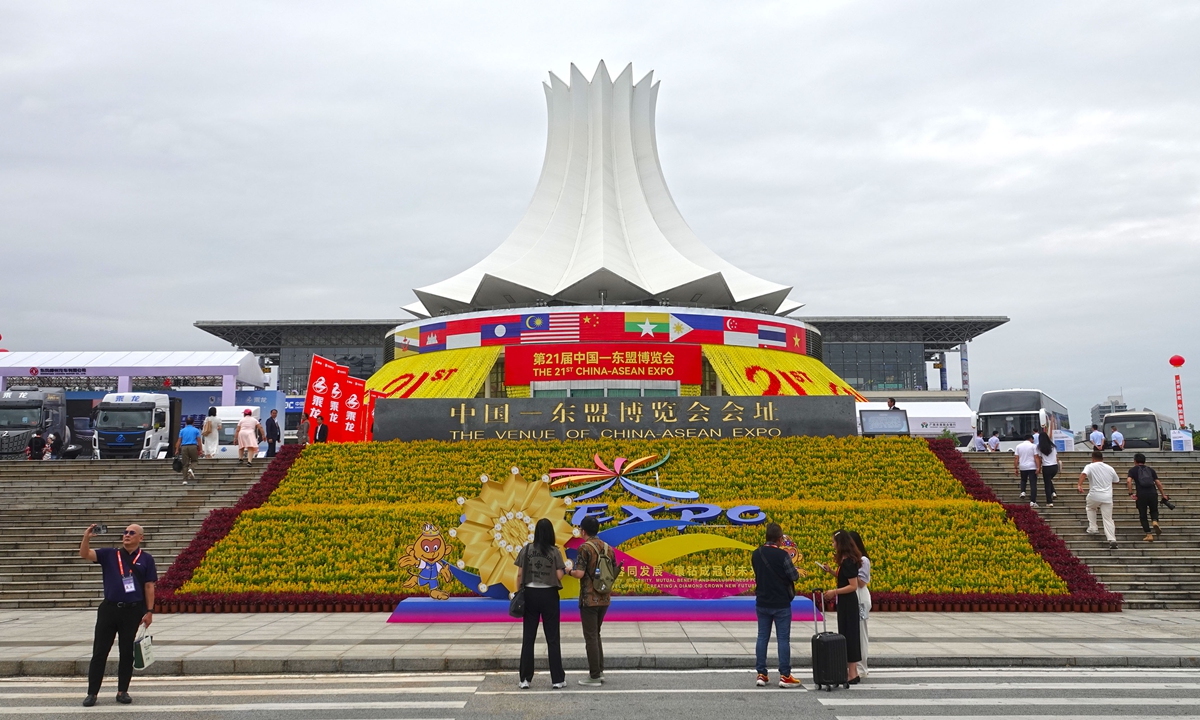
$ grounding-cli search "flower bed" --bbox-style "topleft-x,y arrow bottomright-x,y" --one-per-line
157,436 -> 1120,612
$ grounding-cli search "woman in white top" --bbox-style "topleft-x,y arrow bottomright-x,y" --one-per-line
848,530 -> 871,677
200,407 -> 221,459
235,409 -> 264,466
1037,432 -> 1060,506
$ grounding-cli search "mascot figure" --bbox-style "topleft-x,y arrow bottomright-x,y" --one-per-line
399,523 -> 453,600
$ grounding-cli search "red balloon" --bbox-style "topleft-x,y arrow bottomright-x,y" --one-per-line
1170,355 -> 1186,368
0,348 -> 7,353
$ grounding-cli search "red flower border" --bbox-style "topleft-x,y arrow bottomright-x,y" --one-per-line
158,439 -> 1121,612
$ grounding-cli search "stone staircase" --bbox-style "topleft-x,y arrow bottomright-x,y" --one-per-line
0,459 -> 261,609
964,450 -> 1200,610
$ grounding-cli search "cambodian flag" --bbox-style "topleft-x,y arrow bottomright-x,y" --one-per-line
419,322 -> 446,352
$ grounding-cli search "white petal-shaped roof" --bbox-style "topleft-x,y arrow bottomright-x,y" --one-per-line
411,61 -> 800,318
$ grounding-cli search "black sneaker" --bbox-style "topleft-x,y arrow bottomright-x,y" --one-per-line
115,692 -> 131,705
82,695 -> 97,707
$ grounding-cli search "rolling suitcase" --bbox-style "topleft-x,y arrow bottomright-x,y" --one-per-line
811,591 -> 848,691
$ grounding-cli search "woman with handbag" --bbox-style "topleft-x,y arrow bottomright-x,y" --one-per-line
514,518 -> 566,689
201,407 -> 220,459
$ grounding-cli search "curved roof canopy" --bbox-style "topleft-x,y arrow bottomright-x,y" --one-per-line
409,61 -> 800,319
0,351 -> 266,387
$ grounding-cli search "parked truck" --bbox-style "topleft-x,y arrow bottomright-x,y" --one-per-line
0,386 -> 74,460
94,393 -> 182,460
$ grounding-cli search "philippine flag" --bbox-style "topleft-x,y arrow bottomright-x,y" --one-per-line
669,313 -> 724,343
480,315 -> 523,345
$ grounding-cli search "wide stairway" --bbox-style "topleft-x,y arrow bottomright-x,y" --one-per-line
965,450 -> 1200,609
0,459 -> 261,609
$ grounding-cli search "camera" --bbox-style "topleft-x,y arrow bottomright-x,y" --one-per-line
92,523 -> 107,535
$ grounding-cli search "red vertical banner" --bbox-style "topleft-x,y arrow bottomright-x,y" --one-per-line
338,375 -> 367,442
304,355 -> 341,442
1177,375 -> 1186,427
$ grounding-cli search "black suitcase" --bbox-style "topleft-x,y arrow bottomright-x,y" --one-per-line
811,591 -> 848,691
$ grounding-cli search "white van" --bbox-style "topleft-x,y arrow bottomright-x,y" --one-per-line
207,406 -> 266,459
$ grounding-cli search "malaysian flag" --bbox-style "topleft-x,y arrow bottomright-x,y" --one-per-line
520,313 -> 581,343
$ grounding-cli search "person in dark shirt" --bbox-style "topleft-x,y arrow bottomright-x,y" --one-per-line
313,415 -> 329,443
27,431 -> 46,460
79,523 -> 157,707
1127,453 -> 1168,542
751,522 -> 802,688
823,530 -> 864,684
264,409 -> 281,457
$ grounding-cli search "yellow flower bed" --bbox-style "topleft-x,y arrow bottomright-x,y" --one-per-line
267,436 -> 967,507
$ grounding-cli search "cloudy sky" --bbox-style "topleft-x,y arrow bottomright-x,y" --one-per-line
1,1 -> 1197,421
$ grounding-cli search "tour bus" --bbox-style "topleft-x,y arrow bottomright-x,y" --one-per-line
976,389 -> 1070,451
1103,410 -> 1175,450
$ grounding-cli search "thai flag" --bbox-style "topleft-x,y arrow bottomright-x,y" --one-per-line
480,315 -> 523,345
521,313 -> 580,343
758,324 -> 787,348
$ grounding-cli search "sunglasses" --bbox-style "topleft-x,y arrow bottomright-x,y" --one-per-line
123,530 -> 139,536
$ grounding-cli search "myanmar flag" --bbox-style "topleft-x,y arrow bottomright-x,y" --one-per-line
624,312 -> 670,339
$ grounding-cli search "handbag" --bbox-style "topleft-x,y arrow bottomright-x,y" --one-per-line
171,456 -> 183,473
133,625 -> 155,670
507,550 -> 531,618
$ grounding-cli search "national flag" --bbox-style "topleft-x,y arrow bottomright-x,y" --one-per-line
579,311 -> 625,341
669,313 -> 724,344
723,316 -> 759,347
444,318 -> 482,350
625,312 -> 670,338
521,313 -> 580,343
757,323 -> 787,348
480,315 -> 523,345
419,322 -> 446,352
786,325 -> 806,355
394,328 -> 420,358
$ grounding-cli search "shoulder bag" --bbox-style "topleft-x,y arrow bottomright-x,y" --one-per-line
508,549 -> 531,618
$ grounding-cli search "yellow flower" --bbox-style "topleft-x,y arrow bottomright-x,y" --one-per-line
455,473 -> 572,593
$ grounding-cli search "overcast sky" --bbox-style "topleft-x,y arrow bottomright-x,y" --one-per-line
1,1 -> 1197,422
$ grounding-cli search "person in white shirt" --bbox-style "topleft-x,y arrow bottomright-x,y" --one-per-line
1110,426 -> 1125,452
1078,450 -> 1119,548
1013,435 -> 1041,505
971,431 -> 987,452
1089,425 -> 1105,450
1036,433 -> 1060,506
987,431 -> 1001,452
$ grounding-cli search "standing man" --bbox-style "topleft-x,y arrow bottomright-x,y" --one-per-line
1013,434 -> 1040,505
175,417 -> 201,482
313,414 -> 329,443
970,430 -> 987,452
27,430 -> 46,460
1078,450 -> 1119,549
987,430 -> 1001,452
79,524 -> 156,707
751,523 -> 802,688
297,413 -> 311,447
1110,425 -> 1125,452
567,516 -> 611,686
1127,453 -> 1167,542
886,397 -> 898,410
1089,424 -> 1106,450
264,409 -> 281,458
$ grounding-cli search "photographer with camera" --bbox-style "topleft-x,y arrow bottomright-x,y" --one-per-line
1127,453 -> 1170,542
79,523 -> 157,707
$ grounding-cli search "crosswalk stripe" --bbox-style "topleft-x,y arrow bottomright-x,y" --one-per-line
835,716 -> 1200,720
855,682 -> 1200,690
0,700 -> 467,714
821,698 -> 1200,707
864,669 -> 1200,678
0,674 -> 484,688
0,685 -> 477,699
478,688 -> 798,695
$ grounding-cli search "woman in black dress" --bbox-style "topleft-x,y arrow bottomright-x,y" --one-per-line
823,530 -> 863,684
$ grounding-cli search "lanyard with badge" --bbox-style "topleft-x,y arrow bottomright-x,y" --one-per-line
117,549 -> 142,594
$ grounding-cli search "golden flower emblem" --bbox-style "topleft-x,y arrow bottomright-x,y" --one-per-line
455,473 -> 573,593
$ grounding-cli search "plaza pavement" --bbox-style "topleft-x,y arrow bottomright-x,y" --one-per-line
3,609 -> 1200,676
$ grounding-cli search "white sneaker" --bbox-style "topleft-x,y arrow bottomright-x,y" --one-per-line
518,680 -> 530,689
1030,502 -> 1038,508
187,469 -> 196,480
1019,492 -> 1026,499
552,681 -> 566,689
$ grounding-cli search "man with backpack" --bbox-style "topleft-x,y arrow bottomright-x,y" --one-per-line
1127,453 -> 1168,542
568,516 -> 614,686
751,523 -> 802,688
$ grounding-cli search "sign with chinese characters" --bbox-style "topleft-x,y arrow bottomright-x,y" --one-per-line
373,395 -> 856,442
303,355 -> 368,442
505,343 -> 702,385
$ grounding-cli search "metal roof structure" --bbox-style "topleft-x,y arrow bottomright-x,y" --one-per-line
409,62 -> 800,319
800,316 -> 1009,354
0,350 -> 266,387
194,320 -> 405,361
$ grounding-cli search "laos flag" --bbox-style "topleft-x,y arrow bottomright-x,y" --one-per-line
481,315 -> 523,345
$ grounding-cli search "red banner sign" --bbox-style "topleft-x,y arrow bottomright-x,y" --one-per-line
304,355 -> 368,443
505,343 -> 702,385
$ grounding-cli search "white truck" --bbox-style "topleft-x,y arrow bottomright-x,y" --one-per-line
206,405 -> 265,459
94,393 -> 181,460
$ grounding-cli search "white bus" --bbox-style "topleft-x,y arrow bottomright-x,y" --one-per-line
1103,410 -> 1175,450
976,389 -> 1070,451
